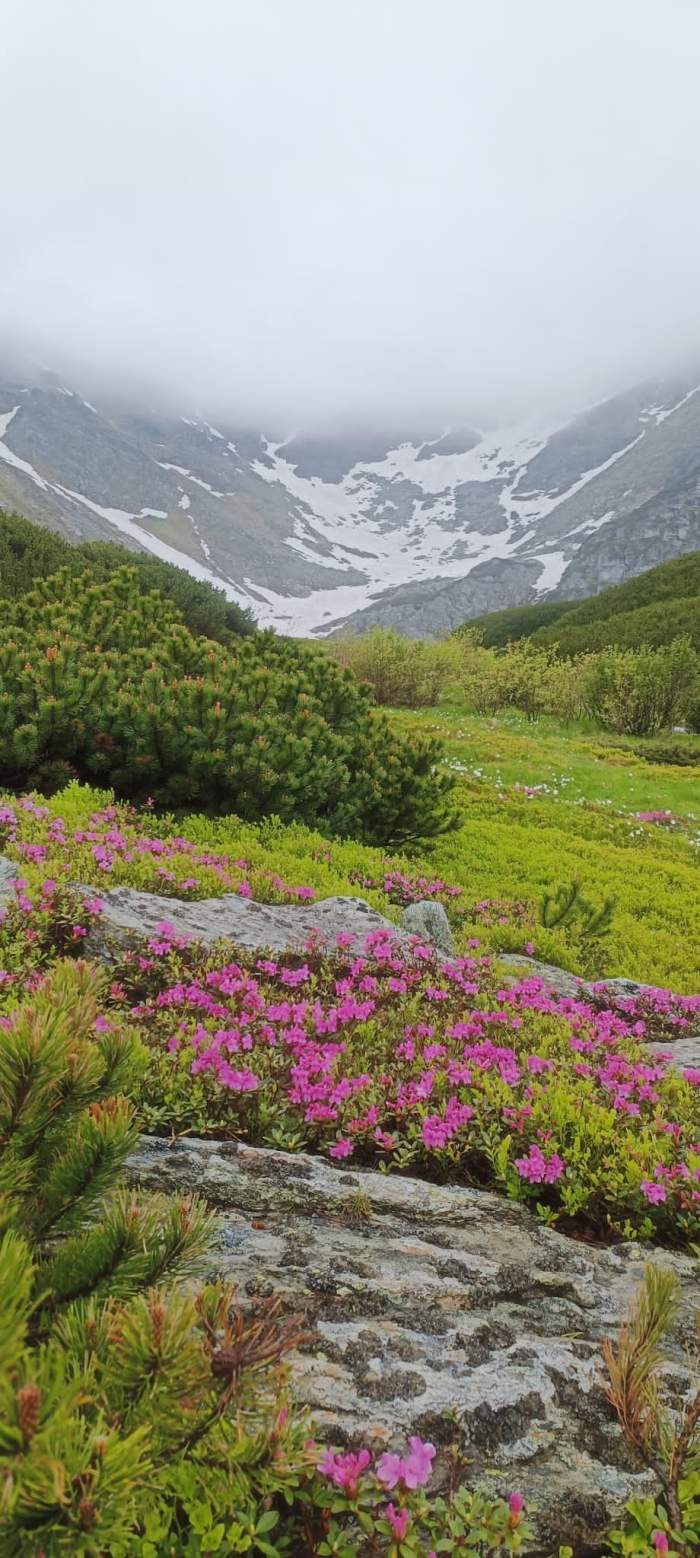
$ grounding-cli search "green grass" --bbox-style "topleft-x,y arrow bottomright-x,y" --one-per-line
392,702 -> 700,821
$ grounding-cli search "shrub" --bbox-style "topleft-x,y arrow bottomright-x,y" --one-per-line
633,736 -> 700,768
97,922 -> 700,1248
581,639 -> 699,737
330,627 -> 463,707
0,568 -> 456,846
0,508 -> 256,640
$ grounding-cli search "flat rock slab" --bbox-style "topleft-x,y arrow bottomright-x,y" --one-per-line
71,886 -> 408,960
498,954 -> 669,1004
126,1135 -> 700,1553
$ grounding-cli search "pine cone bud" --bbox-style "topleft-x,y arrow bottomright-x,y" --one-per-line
17,1382 -> 41,1445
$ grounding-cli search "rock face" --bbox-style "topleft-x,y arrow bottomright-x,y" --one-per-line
498,954 -> 670,1004
402,899 -> 455,956
126,1135 -> 700,1553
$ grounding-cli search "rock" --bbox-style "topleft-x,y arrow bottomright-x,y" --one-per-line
126,1135 -> 700,1552
497,954 -> 586,1000
498,955 -> 675,1005
0,855 -> 18,902
402,899 -> 454,956
643,1035 -> 700,1070
73,885 -> 408,962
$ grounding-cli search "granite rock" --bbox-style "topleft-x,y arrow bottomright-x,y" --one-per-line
126,1134 -> 700,1553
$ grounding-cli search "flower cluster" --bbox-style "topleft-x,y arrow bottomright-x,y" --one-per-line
113,924 -> 700,1245
0,797 -> 317,905
349,866 -> 462,907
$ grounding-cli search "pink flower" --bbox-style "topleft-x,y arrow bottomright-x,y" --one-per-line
329,1138 -> 353,1159
514,1145 -> 565,1184
385,1504 -> 410,1540
641,1179 -> 667,1205
404,1435 -> 436,1487
376,1452 -> 404,1490
652,1534 -> 669,1554
317,1447 -> 370,1494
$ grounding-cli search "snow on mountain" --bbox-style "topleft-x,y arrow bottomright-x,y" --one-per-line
0,363 -> 699,635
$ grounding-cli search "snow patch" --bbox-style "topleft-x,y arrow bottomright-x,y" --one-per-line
0,407 -> 49,491
534,551 -> 569,593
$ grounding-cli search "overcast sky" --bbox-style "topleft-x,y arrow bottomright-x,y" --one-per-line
2,0 -> 700,430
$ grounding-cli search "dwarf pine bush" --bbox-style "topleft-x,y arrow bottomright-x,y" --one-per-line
0,567 -> 456,846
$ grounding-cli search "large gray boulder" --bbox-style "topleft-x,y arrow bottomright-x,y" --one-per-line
127,1135 -> 699,1553
71,885 -> 408,961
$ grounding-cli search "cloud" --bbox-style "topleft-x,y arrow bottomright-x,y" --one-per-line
2,0 -> 700,428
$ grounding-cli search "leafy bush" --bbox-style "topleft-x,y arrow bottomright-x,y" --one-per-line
582,639 -> 699,736
0,568 -> 456,846
329,628 -> 463,707
633,737 -> 700,768
78,920 -> 699,1248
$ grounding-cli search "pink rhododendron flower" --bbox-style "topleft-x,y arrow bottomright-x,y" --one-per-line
317,1447 -> 370,1494
385,1504 -> 410,1539
329,1138 -> 353,1158
514,1145 -> 565,1184
641,1180 -> 667,1204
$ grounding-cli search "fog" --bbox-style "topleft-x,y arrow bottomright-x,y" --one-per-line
2,0 -> 700,431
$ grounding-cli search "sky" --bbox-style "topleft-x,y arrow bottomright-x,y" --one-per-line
2,0 -> 700,431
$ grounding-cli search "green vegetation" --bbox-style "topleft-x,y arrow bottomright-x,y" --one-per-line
460,598 -> 576,649
0,508 -> 256,640
330,627 -> 700,734
463,548 -> 700,656
0,565 -> 455,845
4,962 -> 526,1557
1,509 -> 700,1553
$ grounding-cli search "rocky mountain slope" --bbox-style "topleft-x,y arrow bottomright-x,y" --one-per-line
1,362 -> 699,635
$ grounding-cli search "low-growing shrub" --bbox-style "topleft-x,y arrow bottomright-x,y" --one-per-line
330,627 -> 463,707
97,922 -> 700,1248
0,568 -> 456,846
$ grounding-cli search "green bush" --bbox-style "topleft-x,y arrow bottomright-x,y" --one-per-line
330,627 -> 463,707
581,638 -> 699,736
0,509 -> 255,641
0,567 -> 456,846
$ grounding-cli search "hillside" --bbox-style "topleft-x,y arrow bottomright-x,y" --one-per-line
2,359 -> 700,636
462,548 -> 700,653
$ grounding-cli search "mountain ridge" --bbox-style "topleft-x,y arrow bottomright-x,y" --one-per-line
1,362 -> 699,636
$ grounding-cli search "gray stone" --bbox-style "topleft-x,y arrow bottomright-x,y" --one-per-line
643,1035 -> 700,1070
0,855 -> 18,902
402,899 -> 454,956
126,1134 -> 700,1551
73,884 -> 408,962
497,954 -> 586,999
498,955 -> 673,1005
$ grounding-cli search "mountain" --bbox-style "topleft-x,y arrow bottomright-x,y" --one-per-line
1,362 -> 699,636
465,549 -> 700,653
